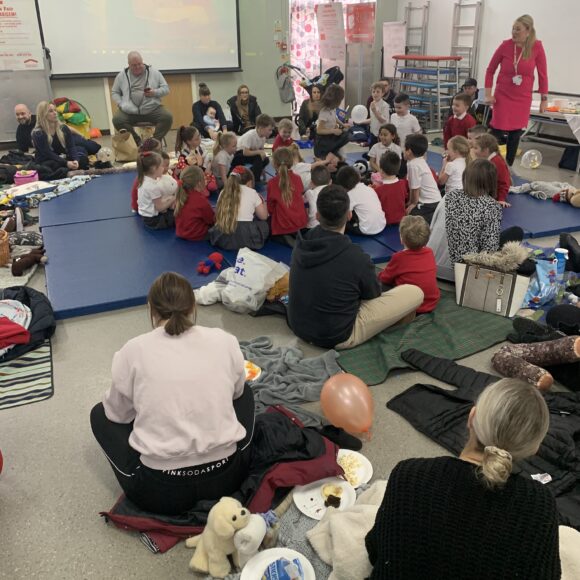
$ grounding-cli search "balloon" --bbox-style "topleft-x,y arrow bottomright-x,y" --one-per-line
350,104 -> 368,125
520,149 -> 543,169
320,373 -> 374,434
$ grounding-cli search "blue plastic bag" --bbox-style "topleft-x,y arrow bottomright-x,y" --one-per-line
524,258 -> 565,308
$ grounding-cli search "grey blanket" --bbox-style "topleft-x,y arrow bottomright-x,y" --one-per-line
240,336 -> 342,427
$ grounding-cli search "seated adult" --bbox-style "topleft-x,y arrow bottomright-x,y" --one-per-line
111,51 -> 172,145
366,378 -> 560,578
192,83 -> 229,139
227,84 -> 262,135
90,272 -> 254,515
288,185 -> 423,350
31,101 -> 89,170
14,104 -> 36,152
297,84 -> 323,140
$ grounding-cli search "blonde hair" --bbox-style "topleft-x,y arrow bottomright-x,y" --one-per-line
212,131 -> 237,157
34,101 -> 65,148
515,14 -> 537,60
399,215 -> 430,250
277,118 -> 293,133
288,143 -> 303,163
272,147 -> 295,206
448,135 -> 471,161
371,81 -> 383,92
215,167 -> 254,234
472,378 -> 549,489
174,165 -> 206,217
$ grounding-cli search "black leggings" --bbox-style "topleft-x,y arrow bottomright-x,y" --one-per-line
90,383 -> 255,515
490,128 -> 524,167
231,150 -> 269,184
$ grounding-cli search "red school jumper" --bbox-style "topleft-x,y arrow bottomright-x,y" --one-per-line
175,190 -> 215,241
443,114 -> 476,148
266,171 -> 307,235
378,247 -> 440,313
272,135 -> 294,151
374,179 -> 408,225
489,152 -> 511,203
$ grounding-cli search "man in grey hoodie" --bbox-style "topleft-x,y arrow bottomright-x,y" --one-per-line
111,51 -> 173,144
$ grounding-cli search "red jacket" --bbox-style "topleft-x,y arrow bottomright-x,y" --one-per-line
374,179 -> 408,225
378,247 -> 440,313
267,171 -> 307,235
272,135 -> 294,151
489,153 -> 511,203
443,114 -> 476,148
174,190 -> 215,241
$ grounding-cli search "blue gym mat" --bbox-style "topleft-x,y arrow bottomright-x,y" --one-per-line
43,217 -> 229,319
373,225 -> 404,253
39,172 -> 136,228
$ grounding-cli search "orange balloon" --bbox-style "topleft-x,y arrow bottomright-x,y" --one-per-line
320,373 -> 374,434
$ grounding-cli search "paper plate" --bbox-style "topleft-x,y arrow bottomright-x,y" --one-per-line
241,547 -> 315,580
337,449 -> 373,488
244,360 -> 262,382
293,477 -> 356,520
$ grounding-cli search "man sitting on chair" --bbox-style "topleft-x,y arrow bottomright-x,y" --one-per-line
111,51 -> 173,145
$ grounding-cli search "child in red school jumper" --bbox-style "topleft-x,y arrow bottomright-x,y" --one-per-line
174,166 -> 215,241
378,215 -> 440,313
443,93 -> 476,149
473,133 -> 511,207
131,138 -> 162,212
373,151 -> 408,225
272,118 -> 294,151
267,147 -> 307,245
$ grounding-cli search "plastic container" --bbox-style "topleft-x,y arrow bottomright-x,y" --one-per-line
14,170 -> 39,186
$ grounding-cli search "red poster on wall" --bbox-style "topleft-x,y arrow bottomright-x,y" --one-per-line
346,3 -> 375,44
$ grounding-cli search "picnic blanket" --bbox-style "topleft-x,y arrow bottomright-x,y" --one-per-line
338,291 -> 513,385
240,336 -> 342,427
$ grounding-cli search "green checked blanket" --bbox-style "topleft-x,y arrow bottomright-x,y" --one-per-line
338,291 -> 512,385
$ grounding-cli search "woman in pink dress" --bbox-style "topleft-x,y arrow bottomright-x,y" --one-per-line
484,14 -> 548,167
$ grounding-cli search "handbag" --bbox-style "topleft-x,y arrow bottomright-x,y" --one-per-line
111,129 -> 139,162
455,263 -> 530,317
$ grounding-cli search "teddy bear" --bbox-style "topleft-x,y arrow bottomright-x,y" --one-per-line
185,496 -> 250,578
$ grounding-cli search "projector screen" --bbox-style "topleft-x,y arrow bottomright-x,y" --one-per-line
37,0 -> 241,77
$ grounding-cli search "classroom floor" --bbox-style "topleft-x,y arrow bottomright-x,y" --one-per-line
1,133 -> 579,579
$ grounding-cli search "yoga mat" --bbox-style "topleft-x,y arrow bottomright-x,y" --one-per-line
337,291 -> 513,385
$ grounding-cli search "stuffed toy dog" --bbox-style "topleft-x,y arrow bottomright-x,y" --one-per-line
185,496 -> 250,578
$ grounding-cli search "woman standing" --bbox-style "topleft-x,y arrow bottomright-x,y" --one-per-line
484,14 -> 548,167
90,272 -> 254,515
227,85 -> 262,135
366,378 -> 561,579
297,84 -> 323,140
32,101 -> 88,170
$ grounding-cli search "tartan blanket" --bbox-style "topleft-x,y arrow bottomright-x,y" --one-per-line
337,291 -> 512,385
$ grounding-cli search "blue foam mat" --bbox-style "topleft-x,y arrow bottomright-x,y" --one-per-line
372,225 -> 404,253
43,217 -> 228,319
39,172 -> 136,228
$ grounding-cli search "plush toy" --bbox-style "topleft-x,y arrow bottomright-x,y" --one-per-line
12,248 -> 47,276
553,187 -> 580,208
95,147 -> 114,169
266,272 -> 289,302
233,513 -> 268,568
185,497 -> 251,578
197,252 -> 224,275
352,159 -> 369,177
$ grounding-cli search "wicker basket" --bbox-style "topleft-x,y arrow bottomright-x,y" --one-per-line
0,230 -> 10,267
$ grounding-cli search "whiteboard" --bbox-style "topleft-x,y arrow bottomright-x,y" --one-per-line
382,21 -> 406,78
37,0 -> 241,77
397,0 -> 580,96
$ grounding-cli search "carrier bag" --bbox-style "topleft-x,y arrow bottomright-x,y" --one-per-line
455,263 -> 529,317
275,66 -> 296,104
111,129 -> 139,162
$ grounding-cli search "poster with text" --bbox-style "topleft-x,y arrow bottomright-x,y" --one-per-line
382,21 -> 406,79
0,0 -> 44,70
315,2 -> 345,61
346,3 -> 375,44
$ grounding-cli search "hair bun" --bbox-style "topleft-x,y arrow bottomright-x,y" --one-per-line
484,446 -> 512,461
199,82 -> 208,88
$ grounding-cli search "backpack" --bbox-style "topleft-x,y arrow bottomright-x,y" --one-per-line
275,66 -> 295,103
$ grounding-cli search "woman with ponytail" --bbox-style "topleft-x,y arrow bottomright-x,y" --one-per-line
90,272 -> 254,515
267,147 -> 307,245
209,166 -> 268,250
366,378 -> 560,579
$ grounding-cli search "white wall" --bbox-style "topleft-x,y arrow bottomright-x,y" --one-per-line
398,0 -> 580,96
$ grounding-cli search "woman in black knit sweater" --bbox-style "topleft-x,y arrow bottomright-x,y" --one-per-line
366,378 -> 561,579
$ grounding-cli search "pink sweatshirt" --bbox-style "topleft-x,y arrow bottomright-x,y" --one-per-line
103,326 -> 247,470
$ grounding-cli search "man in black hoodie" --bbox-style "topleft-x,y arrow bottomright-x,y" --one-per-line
288,185 -> 424,349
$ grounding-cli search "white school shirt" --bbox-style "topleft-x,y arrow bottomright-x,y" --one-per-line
369,99 -> 390,136
317,107 -> 338,130
443,157 -> 466,194
293,161 -> 313,190
237,129 -> 266,152
211,149 -> 234,176
348,182 -> 386,235
137,176 -> 168,217
304,184 -> 326,228
221,184 -> 263,221
407,156 -> 442,204
391,113 -> 421,149
368,142 -> 403,161
158,174 -> 178,197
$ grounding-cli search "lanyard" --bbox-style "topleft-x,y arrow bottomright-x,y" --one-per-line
513,42 -> 523,75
